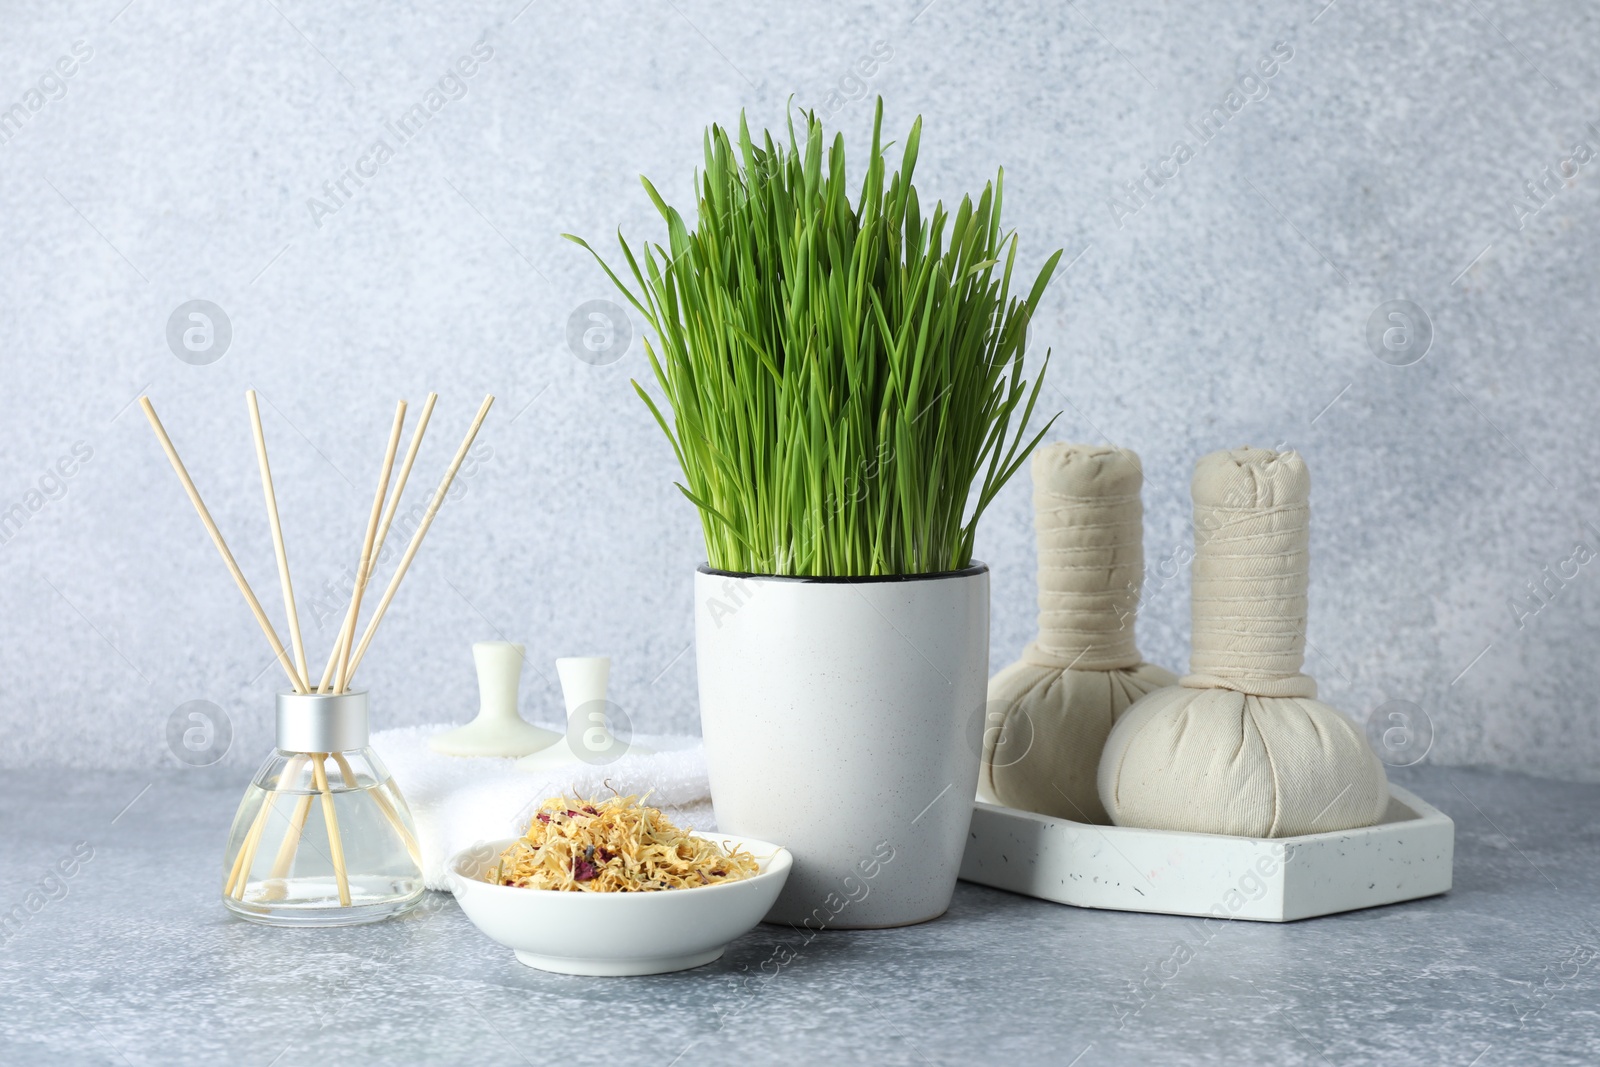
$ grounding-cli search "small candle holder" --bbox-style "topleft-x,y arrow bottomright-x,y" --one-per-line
222,690 -> 423,926
515,656 -> 653,771
429,641 -> 560,757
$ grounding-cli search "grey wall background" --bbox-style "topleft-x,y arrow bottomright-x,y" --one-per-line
2,0 -> 1597,779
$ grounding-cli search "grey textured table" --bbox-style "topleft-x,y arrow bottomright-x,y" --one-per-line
2,765 -> 1596,1066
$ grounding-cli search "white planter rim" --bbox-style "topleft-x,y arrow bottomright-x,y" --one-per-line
698,561 -> 988,585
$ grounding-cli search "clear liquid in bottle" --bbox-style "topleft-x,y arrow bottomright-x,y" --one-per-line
222,747 -> 423,926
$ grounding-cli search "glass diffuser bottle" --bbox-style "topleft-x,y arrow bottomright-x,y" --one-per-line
222,690 -> 423,926
141,391 -> 494,928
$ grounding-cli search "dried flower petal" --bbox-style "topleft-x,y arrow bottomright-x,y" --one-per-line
488,794 -> 759,893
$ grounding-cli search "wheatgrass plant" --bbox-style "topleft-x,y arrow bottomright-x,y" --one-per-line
566,99 -> 1062,576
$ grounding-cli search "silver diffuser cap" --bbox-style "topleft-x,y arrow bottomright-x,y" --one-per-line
276,690 -> 369,753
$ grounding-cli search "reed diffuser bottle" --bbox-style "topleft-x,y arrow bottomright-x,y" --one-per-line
142,389 -> 496,927
223,691 -> 422,925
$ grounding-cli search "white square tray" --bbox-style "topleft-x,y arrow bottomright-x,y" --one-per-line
958,785 -> 1453,922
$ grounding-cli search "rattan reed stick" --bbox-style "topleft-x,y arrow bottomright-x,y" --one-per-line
317,393 -> 438,691
227,753 -> 308,898
312,754 -> 352,907
141,397 -> 305,693
246,391 -> 310,691
373,392 -> 437,566
225,811 -> 265,898
345,395 -> 494,682
269,794 -> 315,881
332,752 -> 420,866
326,401 -> 407,693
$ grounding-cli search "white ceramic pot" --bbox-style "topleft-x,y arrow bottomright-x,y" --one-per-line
695,563 -> 989,928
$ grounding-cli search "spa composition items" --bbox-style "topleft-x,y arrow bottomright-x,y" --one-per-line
1098,447 -> 1389,838
144,390 -> 495,925
980,444 -> 1176,823
486,794 -> 758,892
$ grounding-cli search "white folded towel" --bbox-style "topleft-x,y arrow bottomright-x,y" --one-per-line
369,725 -> 714,890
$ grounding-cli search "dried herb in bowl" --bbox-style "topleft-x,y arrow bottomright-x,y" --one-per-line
487,795 -> 759,892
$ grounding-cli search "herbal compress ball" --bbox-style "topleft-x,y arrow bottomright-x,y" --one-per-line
1097,448 -> 1388,837
979,444 -> 1176,823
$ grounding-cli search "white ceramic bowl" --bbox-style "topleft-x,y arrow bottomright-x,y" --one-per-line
447,835 -> 792,976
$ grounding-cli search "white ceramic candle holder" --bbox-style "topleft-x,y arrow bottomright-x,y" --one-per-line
515,656 -> 652,772
430,642 -> 560,758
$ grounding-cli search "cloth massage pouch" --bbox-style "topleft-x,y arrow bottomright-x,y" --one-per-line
1097,447 -> 1389,837
978,443 -> 1177,823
